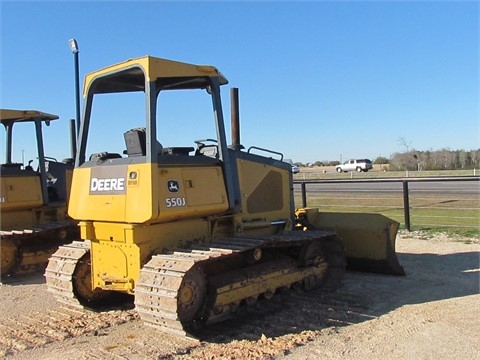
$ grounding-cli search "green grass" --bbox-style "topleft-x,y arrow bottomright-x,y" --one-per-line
294,192 -> 480,238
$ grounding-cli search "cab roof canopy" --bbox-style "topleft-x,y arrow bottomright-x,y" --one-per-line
0,109 -> 59,124
84,56 -> 229,95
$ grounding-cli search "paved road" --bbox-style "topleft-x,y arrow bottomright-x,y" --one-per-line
294,179 -> 479,196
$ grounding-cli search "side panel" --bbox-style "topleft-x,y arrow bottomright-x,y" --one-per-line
155,165 -> 229,222
1,170 -> 69,229
69,166 -> 125,222
69,163 -> 156,223
236,157 -> 293,232
0,174 -> 43,212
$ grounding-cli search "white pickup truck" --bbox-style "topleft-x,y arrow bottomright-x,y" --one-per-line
336,159 -> 373,173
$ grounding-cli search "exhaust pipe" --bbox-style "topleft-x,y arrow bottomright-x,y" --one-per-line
69,118 -> 77,160
230,87 -> 241,150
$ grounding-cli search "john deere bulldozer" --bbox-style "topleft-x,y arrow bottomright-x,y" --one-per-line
0,110 -> 79,279
45,56 -> 403,337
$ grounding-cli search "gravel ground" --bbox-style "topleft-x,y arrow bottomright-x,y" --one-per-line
1,230 -> 479,359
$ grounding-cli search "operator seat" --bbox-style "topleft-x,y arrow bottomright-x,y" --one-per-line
123,127 -> 163,156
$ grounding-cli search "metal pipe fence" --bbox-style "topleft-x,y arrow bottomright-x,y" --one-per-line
294,176 -> 480,232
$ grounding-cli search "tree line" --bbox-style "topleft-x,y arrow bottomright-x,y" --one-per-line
384,148 -> 480,171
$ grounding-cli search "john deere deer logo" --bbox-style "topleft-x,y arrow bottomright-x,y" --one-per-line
167,180 -> 180,193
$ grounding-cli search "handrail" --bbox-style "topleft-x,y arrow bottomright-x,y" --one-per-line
247,146 -> 284,161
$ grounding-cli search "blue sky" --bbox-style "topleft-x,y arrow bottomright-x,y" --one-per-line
1,1 -> 478,165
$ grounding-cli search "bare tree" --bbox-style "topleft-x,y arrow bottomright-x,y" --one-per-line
397,137 -> 413,153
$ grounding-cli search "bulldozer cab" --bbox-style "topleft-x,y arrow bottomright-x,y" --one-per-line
75,56 -> 229,165
70,56 -> 294,228
0,110 -> 73,212
1,110 -> 57,210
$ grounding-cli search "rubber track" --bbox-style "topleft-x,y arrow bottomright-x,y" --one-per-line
134,230 -> 345,337
44,240 -> 91,309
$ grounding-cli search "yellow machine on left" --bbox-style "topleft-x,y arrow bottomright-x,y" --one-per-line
0,109 -> 80,279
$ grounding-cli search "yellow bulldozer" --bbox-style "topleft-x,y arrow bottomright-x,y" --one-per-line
45,56 -> 403,337
1,109 -> 80,279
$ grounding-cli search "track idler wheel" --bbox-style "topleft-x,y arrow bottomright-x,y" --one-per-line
177,266 -> 207,325
1,239 -> 18,276
298,239 -> 335,290
300,240 -> 327,266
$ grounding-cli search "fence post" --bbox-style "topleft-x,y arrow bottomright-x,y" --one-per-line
301,182 -> 307,208
403,180 -> 411,231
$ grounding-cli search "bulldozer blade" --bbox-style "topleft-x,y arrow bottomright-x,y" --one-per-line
296,208 -> 405,276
